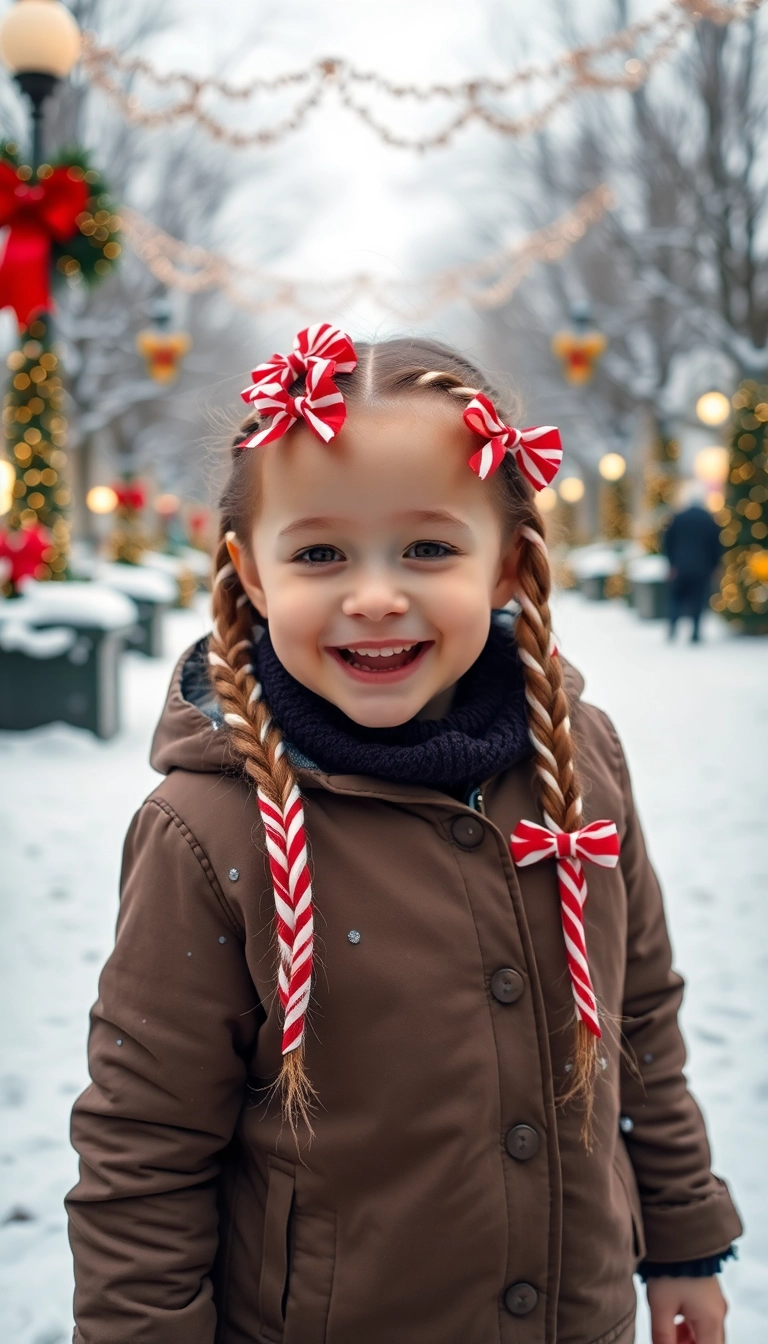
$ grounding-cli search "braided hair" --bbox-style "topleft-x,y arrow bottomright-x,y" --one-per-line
208,338 -> 597,1134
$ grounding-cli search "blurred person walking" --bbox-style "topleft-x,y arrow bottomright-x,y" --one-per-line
664,482 -> 722,643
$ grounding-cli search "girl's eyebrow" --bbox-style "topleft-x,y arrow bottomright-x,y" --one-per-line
402,509 -> 471,531
279,509 -> 471,539
278,516 -> 345,537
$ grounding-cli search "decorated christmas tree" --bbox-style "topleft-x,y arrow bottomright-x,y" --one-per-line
3,316 -> 69,582
711,380 -> 768,633
111,478 -> 149,565
0,142 -> 120,591
600,478 -> 632,541
640,423 -> 679,554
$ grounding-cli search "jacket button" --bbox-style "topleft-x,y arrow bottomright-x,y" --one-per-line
504,1283 -> 538,1316
450,815 -> 484,849
490,968 -> 524,1004
505,1124 -> 540,1160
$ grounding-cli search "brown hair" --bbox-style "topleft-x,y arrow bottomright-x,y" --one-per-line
207,337 -> 598,1134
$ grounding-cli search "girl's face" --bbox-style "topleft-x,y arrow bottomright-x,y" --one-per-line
230,398 -> 520,728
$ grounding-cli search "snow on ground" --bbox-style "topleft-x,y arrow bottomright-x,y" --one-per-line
0,593 -> 766,1343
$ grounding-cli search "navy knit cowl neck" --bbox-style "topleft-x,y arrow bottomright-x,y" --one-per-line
253,611 -> 531,793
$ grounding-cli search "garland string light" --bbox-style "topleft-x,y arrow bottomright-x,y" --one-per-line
79,0 -> 765,152
120,184 -> 614,319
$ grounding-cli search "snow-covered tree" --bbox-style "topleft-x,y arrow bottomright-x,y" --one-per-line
443,2 -> 768,495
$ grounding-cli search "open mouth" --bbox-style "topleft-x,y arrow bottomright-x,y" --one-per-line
330,641 -> 431,678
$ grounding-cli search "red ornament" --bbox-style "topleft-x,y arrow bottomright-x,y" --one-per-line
0,164 -> 89,328
551,328 -> 607,386
0,522 -> 53,589
113,481 -> 146,512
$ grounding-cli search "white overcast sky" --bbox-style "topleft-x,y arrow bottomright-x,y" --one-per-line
149,0 -> 649,347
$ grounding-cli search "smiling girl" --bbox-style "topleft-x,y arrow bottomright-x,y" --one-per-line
68,328 -> 741,1344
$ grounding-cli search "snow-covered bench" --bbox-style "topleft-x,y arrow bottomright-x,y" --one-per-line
0,582 -> 137,739
71,558 -> 177,657
627,553 -> 670,620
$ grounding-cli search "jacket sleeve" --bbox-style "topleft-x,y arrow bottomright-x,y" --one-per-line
66,798 -> 263,1344
611,724 -> 743,1263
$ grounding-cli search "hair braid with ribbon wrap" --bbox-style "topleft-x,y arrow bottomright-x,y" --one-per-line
212,332 -> 615,1136
208,522 -> 317,1131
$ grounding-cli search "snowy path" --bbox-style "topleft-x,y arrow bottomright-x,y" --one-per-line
0,595 -> 766,1343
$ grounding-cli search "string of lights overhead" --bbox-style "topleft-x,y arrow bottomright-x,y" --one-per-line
119,185 -> 614,319
79,0 -> 765,153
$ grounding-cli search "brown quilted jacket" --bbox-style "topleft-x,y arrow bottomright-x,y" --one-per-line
67,645 -> 741,1344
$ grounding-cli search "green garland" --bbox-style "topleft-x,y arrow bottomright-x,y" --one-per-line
1,139 -> 122,289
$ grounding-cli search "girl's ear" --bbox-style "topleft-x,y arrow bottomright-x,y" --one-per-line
226,533 -> 269,620
491,529 -> 520,608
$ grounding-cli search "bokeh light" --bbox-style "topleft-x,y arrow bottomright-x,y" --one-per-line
695,391 -> 731,427
86,485 -> 118,514
559,476 -> 585,503
598,452 -> 626,481
694,445 -> 729,485
0,457 -> 14,515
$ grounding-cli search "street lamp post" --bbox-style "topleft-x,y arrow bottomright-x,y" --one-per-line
0,0 -> 81,168
0,0 -> 82,586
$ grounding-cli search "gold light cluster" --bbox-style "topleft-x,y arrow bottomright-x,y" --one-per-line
79,1 -> 765,152
711,385 -> 768,624
3,323 -> 69,577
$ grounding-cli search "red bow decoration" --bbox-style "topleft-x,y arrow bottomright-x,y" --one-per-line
245,322 -> 357,395
241,356 -> 349,447
114,481 -> 146,511
0,522 -> 53,589
510,818 -> 621,1038
463,392 -> 563,490
0,163 -> 89,328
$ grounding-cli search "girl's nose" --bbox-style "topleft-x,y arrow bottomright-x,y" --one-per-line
341,574 -> 409,622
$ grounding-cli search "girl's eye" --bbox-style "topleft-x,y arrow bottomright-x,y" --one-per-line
405,540 -> 458,560
293,545 -> 344,566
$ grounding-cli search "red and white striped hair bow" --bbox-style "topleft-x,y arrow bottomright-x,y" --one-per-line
241,356 -> 349,448
257,785 -> 314,1057
510,817 -> 621,1038
244,322 -> 357,395
463,392 -> 563,490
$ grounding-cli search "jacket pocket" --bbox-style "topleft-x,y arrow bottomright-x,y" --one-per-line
258,1157 -> 295,1343
257,1157 -> 336,1344
283,1205 -> 336,1344
613,1139 -> 647,1264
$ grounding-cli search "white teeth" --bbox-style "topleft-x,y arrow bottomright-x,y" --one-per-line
345,643 -> 416,657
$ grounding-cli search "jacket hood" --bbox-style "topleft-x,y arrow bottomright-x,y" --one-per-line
150,638 -> 232,777
150,634 -> 587,780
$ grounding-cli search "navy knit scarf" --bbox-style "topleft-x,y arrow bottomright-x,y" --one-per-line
253,612 -> 531,792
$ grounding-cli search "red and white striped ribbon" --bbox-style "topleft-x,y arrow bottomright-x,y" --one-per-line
241,356 -> 349,447
292,322 -> 357,374
463,392 -> 563,490
510,817 -> 620,1037
243,322 -> 357,395
257,785 -> 314,1056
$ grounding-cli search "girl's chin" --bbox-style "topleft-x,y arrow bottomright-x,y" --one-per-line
325,679 -> 435,728
336,703 -> 423,728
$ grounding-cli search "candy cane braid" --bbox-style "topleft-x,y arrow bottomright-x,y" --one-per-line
208,530 -> 316,1133
514,517 -> 601,1135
